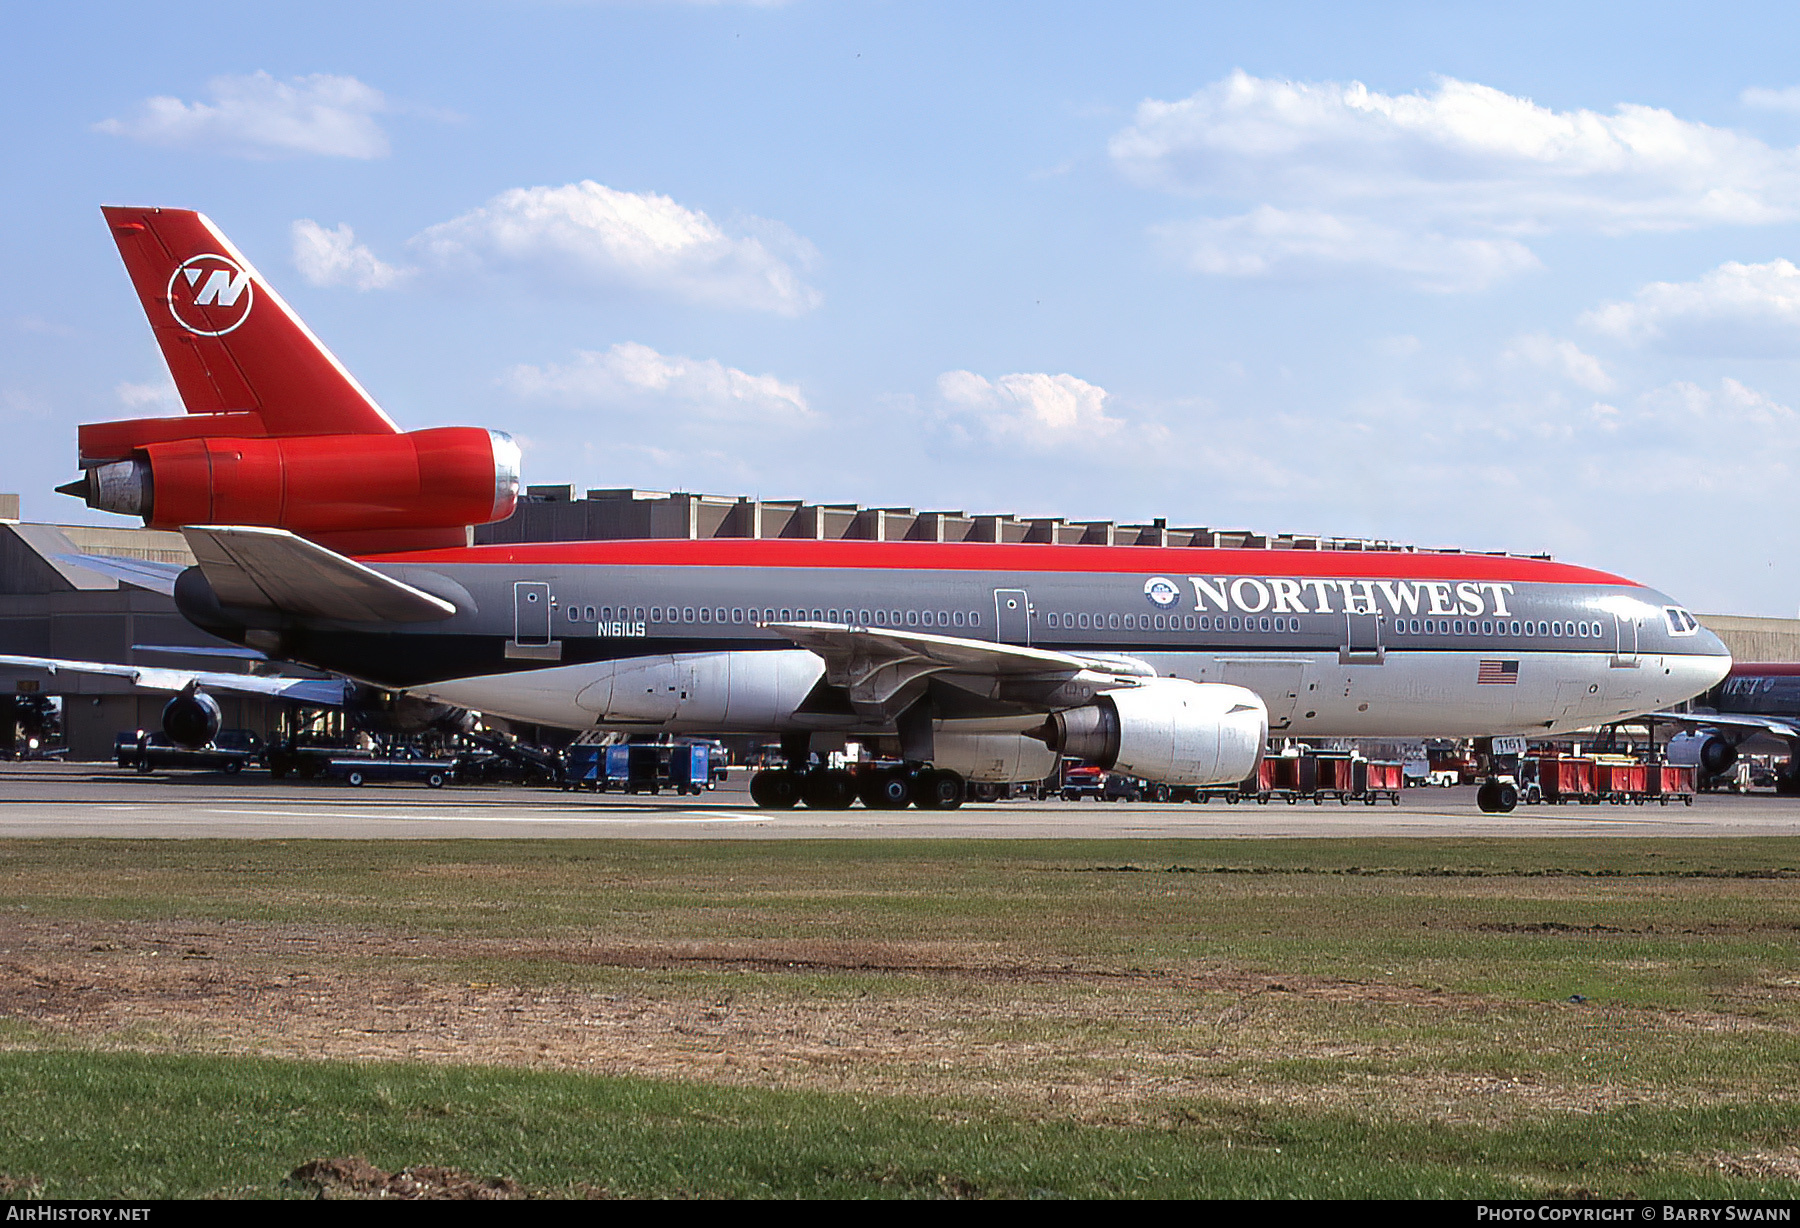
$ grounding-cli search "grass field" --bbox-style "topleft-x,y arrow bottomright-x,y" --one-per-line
3,837 -> 1800,1198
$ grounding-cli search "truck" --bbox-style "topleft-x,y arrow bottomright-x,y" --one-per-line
116,729 -> 262,775
324,746 -> 455,788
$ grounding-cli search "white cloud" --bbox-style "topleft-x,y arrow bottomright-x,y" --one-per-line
292,221 -> 410,290
934,371 -> 1127,450
1581,260 -> 1800,355
1111,71 -> 1800,288
506,342 -> 811,424
1636,376 -> 1798,428
95,72 -> 389,159
411,181 -> 820,315
1155,207 -> 1539,292
115,377 -> 182,414
1743,86 -> 1800,113
1501,333 -> 1615,393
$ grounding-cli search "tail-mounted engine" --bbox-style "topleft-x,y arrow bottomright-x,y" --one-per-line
1039,677 -> 1268,787
63,425 -> 520,554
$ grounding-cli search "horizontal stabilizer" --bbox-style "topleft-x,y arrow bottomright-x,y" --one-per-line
183,525 -> 458,623
53,552 -> 185,596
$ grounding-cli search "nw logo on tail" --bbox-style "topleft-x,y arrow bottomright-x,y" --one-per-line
166,253 -> 254,336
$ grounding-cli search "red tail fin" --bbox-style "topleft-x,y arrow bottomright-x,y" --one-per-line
101,206 -> 397,438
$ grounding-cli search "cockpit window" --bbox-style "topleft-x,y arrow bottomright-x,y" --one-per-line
1664,607 -> 1700,636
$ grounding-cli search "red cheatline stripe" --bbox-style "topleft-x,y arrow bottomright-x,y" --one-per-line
364,537 -> 1641,586
1728,663 -> 1800,677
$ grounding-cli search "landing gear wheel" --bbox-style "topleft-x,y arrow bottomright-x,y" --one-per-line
750,769 -> 801,810
860,769 -> 913,810
801,769 -> 858,810
913,769 -> 966,811
1476,782 -> 1519,813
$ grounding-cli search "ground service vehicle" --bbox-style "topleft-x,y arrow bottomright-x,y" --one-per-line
27,207 -> 1735,815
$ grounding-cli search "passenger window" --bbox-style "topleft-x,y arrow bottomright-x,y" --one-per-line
780,609 -> 791,621
699,607 -> 710,623
906,610 -> 918,626
732,608 -> 743,624
969,612 -> 980,627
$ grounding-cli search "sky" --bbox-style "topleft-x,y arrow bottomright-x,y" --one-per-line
6,2 -> 1800,614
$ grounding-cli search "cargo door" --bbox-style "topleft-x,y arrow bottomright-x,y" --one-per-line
1220,659 -> 1305,731
994,589 -> 1032,645
576,656 -> 682,724
1340,611 -> 1385,664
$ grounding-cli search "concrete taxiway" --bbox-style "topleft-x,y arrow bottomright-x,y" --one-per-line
2,762 -> 1799,838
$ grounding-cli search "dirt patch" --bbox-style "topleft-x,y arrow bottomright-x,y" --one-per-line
0,913 -> 1779,1125
285,1156 -> 528,1200
1705,1149 -> 1800,1181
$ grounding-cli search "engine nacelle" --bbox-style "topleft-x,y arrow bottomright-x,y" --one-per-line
69,427 -> 519,538
161,689 -> 222,749
1666,731 -> 1739,777
1042,678 -> 1267,787
931,732 -> 1058,783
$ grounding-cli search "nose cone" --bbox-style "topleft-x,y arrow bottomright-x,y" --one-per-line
1660,621 -> 1732,709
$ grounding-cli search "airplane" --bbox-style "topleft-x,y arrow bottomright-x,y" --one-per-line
1657,663 -> 1800,792
42,205 -> 1733,813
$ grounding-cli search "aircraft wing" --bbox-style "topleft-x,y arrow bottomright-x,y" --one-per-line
1650,710 -> 1800,741
0,654 -> 350,706
765,621 -> 1146,713
183,525 -> 457,623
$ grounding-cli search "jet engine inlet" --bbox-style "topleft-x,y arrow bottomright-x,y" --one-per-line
1040,678 -> 1269,787
161,689 -> 222,749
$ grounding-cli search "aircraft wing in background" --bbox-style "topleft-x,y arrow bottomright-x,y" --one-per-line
0,654 -> 349,707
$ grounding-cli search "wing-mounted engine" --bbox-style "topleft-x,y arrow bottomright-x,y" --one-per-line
1039,677 -> 1268,787
161,684 -> 222,749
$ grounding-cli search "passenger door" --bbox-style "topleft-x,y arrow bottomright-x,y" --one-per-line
507,581 -> 562,660
994,589 -> 1032,645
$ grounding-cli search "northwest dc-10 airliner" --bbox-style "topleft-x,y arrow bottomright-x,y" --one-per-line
24,207 -> 1733,812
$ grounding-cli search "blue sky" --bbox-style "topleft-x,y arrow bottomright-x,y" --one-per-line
7,2 -> 1800,613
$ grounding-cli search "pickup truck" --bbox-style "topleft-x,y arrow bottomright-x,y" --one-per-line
324,748 -> 455,788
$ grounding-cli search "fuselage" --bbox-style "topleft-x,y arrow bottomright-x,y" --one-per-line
179,538 -> 1732,741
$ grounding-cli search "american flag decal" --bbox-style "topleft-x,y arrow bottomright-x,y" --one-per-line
1478,660 -> 1520,685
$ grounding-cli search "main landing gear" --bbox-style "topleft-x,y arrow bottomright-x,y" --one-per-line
1475,780 -> 1519,813
749,765 -> 967,811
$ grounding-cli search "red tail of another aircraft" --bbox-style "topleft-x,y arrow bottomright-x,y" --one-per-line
66,207 -> 519,554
